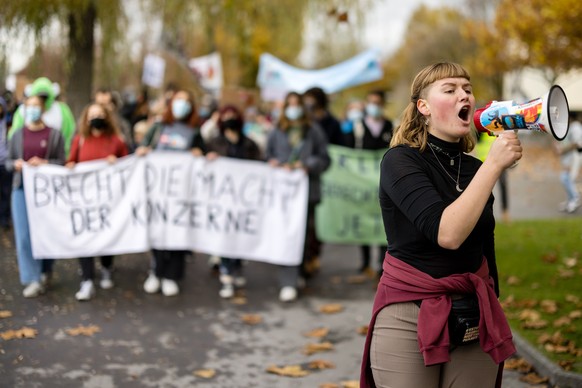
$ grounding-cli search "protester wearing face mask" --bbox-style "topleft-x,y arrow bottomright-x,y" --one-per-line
5,95 -> 65,298
66,103 -> 129,301
137,89 -> 206,297
343,92 -> 394,277
360,90 -> 394,149
94,87 -> 134,152
9,77 -> 76,157
266,91 -> 331,302
206,105 -> 262,298
341,99 -> 365,141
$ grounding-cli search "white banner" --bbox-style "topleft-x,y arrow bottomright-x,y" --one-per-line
256,49 -> 383,101
24,156 -> 149,259
23,154 -> 309,266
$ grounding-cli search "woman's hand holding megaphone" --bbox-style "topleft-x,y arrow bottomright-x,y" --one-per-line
484,131 -> 523,171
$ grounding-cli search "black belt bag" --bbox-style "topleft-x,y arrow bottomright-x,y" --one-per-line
448,295 -> 480,346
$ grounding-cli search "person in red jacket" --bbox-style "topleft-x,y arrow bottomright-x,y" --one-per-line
361,63 -> 520,387
66,103 -> 129,301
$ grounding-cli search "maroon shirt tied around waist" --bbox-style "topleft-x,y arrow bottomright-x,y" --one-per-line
360,252 -> 515,388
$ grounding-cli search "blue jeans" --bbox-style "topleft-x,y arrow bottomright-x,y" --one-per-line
11,188 -> 45,285
560,171 -> 580,202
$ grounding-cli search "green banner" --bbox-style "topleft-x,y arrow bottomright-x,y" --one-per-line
316,145 -> 387,245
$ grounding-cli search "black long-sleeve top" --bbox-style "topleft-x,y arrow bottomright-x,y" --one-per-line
379,134 -> 499,295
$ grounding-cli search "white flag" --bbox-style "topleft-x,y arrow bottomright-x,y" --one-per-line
142,54 -> 166,89
188,52 -> 223,94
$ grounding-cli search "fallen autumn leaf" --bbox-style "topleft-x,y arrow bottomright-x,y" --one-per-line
0,327 -> 37,340
303,327 -> 329,338
193,369 -> 216,379
319,304 -> 344,314
357,325 -> 368,336
266,364 -> 309,377
241,314 -> 262,325
65,325 -> 101,337
308,359 -> 335,370
303,342 -> 334,355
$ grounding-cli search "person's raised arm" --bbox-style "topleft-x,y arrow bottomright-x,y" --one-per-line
437,132 -> 521,249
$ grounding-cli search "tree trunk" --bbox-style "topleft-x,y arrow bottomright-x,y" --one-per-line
67,3 -> 96,120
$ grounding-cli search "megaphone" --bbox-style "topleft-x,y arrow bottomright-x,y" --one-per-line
473,85 -> 570,141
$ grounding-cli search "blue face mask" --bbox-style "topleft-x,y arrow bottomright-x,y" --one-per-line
285,105 -> 303,121
347,109 -> 364,122
172,99 -> 192,120
365,103 -> 382,118
198,106 -> 210,119
25,106 -> 42,124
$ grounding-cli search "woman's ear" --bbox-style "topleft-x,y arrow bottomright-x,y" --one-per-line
417,99 -> 430,117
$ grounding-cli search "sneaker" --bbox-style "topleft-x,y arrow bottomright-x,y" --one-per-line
279,286 -> 297,302
161,279 -> 179,296
559,201 -> 569,212
75,280 -> 95,301
23,281 -> 45,298
100,268 -> 114,290
219,284 -> 235,298
566,198 -> 580,213
143,272 -> 161,294
219,275 -> 235,298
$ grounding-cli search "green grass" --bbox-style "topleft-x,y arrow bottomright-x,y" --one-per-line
496,218 -> 582,373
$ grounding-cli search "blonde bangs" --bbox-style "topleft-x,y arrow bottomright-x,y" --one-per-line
418,63 -> 471,90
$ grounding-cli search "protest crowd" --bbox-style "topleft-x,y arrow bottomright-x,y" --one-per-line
0,77 -> 397,304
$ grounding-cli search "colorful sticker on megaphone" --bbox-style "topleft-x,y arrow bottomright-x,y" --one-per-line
474,98 -> 545,135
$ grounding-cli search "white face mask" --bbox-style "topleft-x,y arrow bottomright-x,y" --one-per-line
25,106 -> 43,124
347,109 -> 364,122
365,103 -> 382,118
285,105 -> 303,121
172,99 -> 192,120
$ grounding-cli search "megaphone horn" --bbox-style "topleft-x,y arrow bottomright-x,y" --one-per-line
473,85 -> 570,141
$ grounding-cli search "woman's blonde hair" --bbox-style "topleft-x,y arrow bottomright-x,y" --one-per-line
390,62 -> 476,153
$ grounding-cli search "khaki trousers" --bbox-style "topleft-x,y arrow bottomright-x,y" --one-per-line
370,302 -> 499,388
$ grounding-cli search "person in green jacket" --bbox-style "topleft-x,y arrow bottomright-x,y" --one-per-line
9,77 -> 75,157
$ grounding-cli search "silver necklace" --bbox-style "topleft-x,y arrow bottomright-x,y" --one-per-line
428,143 -> 463,192
427,143 -> 460,166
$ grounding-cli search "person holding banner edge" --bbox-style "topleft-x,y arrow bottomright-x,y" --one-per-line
206,105 -> 262,298
137,89 -> 206,297
5,94 -> 65,298
266,91 -> 331,302
360,63 -> 520,387
66,102 -> 129,301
